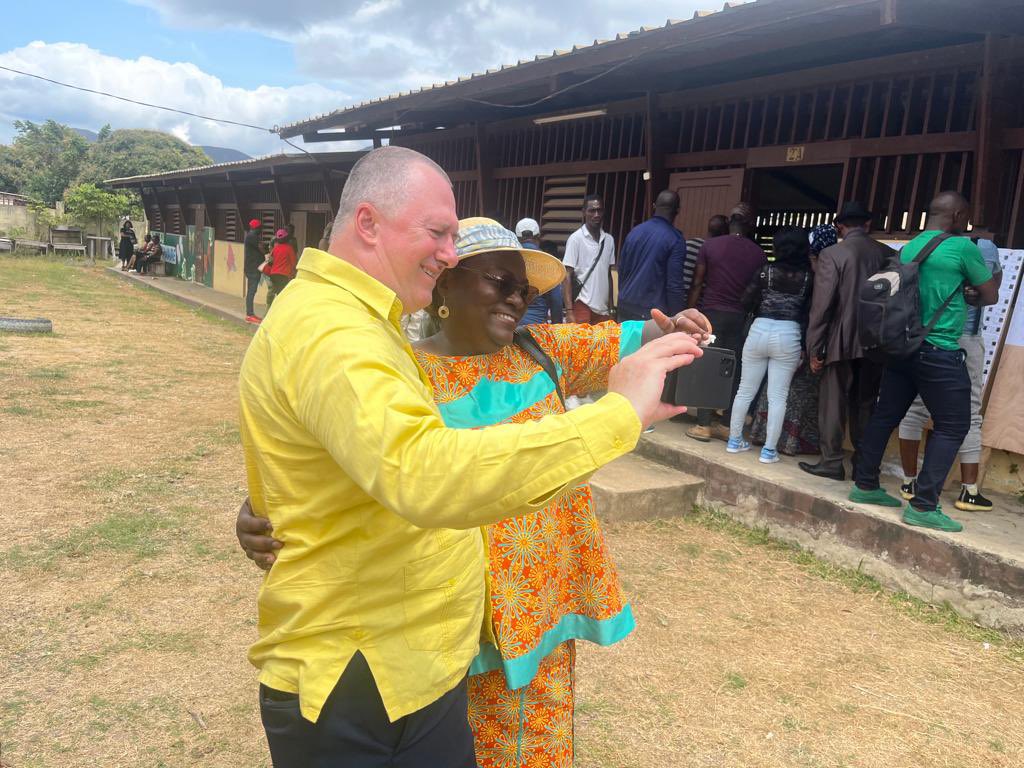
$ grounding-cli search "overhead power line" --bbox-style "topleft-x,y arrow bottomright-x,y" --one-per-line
0,63 -> 277,133
0,62 -> 344,163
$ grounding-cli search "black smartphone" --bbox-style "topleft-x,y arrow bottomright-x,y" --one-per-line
661,346 -> 737,410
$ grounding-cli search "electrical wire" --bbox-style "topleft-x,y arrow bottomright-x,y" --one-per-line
0,63 -> 277,133
0,63 -> 349,167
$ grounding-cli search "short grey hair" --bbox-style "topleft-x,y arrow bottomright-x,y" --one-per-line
334,145 -> 451,228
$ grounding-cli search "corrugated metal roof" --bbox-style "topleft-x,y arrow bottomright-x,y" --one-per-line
279,1 -> 755,135
106,153 -> 279,184
105,150 -> 366,186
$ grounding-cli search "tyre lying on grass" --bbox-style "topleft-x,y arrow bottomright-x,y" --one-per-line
0,317 -> 54,334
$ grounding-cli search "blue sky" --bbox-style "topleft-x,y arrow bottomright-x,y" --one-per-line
0,0 -> 708,156
1,3 -> 300,90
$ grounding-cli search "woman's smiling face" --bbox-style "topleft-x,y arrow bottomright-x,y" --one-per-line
436,251 -> 531,354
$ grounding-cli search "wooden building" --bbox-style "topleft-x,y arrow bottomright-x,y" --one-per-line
108,0 -> 1024,253
104,0 -> 1024,485
107,151 -> 364,251
271,0 -> 1024,253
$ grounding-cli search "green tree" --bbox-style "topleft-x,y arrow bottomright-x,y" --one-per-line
0,144 -> 21,192
7,120 -> 89,204
77,128 -> 212,184
63,183 -> 137,237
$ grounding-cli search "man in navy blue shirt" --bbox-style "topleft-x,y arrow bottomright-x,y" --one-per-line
516,218 -> 564,326
616,190 -> 686,321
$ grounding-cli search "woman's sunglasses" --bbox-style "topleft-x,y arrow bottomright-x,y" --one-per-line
454,265 -> 539,304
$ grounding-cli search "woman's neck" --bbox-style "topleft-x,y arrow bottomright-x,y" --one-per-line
415,328 -> 501,357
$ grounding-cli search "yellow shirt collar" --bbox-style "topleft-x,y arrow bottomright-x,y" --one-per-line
296,247 -> 404,324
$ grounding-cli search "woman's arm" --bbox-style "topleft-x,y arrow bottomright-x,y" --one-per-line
641,309 -> 713,345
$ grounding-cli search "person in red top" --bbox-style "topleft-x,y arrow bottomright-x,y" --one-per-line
265,227 -> 297,308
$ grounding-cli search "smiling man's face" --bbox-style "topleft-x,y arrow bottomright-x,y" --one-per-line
375,165 -> 460,311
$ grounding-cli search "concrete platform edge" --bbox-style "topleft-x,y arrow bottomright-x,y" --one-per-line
104,267 -> 254,330
636,437 -> 1024,633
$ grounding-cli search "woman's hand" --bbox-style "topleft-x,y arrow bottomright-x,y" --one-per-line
236,497 -> 283,570
649,308 -> 713,344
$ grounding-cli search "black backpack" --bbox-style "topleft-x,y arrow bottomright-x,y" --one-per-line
858,233 -> 962,361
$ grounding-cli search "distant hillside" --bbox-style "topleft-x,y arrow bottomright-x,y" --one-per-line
71,127 -> 250,164
72,127 -> 99,142
198,146 -> 250,163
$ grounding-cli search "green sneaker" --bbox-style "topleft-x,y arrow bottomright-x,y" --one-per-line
902,505 -> 963,533
848,486 -> 903,508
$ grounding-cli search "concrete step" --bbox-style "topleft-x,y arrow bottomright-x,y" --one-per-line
590,453 -> 704,523
632,419 -> 1024,632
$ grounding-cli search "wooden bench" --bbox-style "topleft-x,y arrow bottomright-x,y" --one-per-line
50,226 -> 87,257
15,238 -> 49,254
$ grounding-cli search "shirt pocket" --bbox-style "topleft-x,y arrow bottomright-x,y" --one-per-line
402,534 -> 485,653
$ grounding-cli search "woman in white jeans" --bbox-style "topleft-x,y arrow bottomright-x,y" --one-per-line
727,226 -> 814,463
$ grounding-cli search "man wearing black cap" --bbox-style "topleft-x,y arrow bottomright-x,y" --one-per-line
799,202 -> 893,480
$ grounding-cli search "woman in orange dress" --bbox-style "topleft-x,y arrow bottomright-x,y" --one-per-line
237,218 -> 710,767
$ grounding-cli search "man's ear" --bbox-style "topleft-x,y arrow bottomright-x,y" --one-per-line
353,202 -> 380,246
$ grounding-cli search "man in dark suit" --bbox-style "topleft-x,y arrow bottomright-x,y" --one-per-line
798,202 -> 893,480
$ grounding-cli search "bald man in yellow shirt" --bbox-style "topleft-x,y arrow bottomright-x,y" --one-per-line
239,146 -> 706,767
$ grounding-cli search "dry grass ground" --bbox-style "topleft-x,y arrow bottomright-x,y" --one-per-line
1,258 -> 1021,768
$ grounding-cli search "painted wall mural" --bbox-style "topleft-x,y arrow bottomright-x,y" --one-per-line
213,238 -> 267,307
187,225 -> 216,288
153,231 -> 182,272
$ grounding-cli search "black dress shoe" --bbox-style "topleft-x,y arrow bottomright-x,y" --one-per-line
798,461 -> 846,481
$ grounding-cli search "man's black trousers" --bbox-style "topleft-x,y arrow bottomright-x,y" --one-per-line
260,652 -> 476,768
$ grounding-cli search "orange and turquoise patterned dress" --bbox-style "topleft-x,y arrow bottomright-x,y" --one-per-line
414,320 -> 644,768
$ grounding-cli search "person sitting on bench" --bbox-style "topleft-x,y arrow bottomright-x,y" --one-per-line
136,233 -> 163,274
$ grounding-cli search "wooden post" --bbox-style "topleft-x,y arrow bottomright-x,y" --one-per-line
475,122 -> 495,218
227,175 -> 245,237
644,91 -> 667,214
196,184 -> 210,235
170,187 -> 186,234
138,185 -> 153,232
972,33 -> 996,226
321,170 -> 336,220
271,169 -> 289,226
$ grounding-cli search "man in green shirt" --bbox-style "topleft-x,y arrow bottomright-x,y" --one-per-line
849,192 -> 998,532
898,237 -> 1003,512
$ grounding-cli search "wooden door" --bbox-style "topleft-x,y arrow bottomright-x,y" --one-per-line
668,169 -> 745,239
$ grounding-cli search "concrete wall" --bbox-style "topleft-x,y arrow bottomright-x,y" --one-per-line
212,239 -> 267,308
0,205 -> 37,237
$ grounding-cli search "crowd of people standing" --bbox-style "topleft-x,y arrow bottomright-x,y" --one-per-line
231,179 -> 1002,535
433,188 -> 1002,533
615,190 -> 1001,533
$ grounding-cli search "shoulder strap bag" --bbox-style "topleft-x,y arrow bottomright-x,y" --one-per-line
571,237 -> 606,303
513,328 -> 566,410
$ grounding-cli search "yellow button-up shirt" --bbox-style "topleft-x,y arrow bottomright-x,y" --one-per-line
239,247 -> 641,723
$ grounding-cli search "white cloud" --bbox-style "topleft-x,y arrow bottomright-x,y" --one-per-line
2,2 -> 720,156
354,0 -> 403,22
129,0 -> 712,91
0,41 -> 353,156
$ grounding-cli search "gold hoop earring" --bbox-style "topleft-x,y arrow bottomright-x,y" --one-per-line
437,301 -> 450,319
